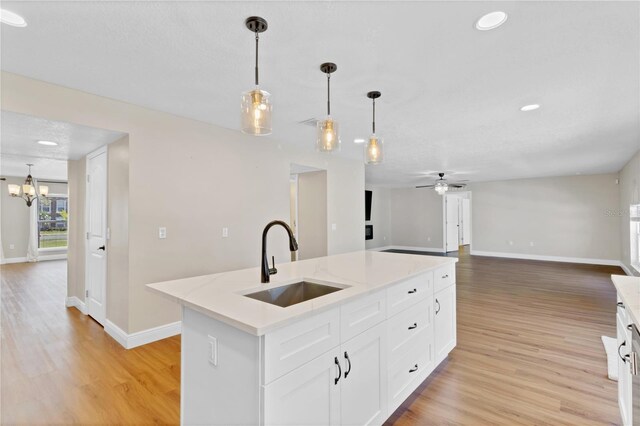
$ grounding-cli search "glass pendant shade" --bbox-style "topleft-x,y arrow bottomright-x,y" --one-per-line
39,185 -> 49,197
23,184 -> 35,196
241,88 -> 272,135
8,184 -> 20,196
317,117 -> 340,152
365,135 -> 383,165
435,181 -> 449,195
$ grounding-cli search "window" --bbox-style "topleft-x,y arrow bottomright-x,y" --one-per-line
631,204 -> 640,273
38,195 -> 68,249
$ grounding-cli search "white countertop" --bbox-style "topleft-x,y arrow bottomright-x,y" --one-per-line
147,250 -> 457,336
612,274 -> 640,327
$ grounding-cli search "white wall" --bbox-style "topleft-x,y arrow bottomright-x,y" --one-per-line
364,186 -> 391,249
389,188 -> 444,250
470,173 -> 621,262
619,150 -> 640,275
297,171 -> 328,260
2,72 -> 365,334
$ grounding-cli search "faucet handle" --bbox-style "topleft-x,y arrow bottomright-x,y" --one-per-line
269,255 -> 278,275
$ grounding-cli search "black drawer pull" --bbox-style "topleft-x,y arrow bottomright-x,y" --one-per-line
617,302 -> 625,309
409,364 -> 418,373
407,288 -> 417,294
334,357 -> 341,385
408,323 -> 417,330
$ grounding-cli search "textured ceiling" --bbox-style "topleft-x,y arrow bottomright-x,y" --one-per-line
0,110 -> 126,179
1,1 -> 638,186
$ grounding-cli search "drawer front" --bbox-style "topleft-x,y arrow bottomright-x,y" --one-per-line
264,307 -> 340,384
340,290 -> 387,342
388,297 -> 433,364
434,264 -> 455,293
387,331 -> 432,414
387,272 -> 433,318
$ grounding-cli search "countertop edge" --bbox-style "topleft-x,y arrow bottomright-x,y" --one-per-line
612,274 -> 640,327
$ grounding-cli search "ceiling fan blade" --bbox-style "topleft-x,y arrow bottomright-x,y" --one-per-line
450,184 -> 467,188
415,185 -> 436,189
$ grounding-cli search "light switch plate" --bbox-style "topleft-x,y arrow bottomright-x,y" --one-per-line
222,227 -> 229,238
159,227 -> 167,239
331,223 -> 337,231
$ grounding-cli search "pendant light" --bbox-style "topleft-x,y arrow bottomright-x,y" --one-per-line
317,62 -> 340,152
7,164 -> 48,207
365,91 -> 383,165
241,16 -> 272,136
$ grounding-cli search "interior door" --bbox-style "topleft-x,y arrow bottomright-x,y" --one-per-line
340,322 -> 387,426
85,147 -> 107,325
445,196 -> 459,252
461,198 -> 471,246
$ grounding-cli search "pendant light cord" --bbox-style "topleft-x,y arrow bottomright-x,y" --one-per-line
254,31 -> 260,86
372,98 -> 376,134
326,72 -> 331,116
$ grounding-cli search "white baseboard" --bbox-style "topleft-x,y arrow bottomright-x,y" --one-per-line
105,320 -> 182,349
368,245 -> 446,253
1,254 -> 67,265
65,296 -> 87,315
470,250 -> 624,267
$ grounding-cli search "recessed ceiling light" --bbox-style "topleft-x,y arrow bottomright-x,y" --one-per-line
0,9 -> 27,27
37,140 -> 58,146
354,138 -> 366,144
520,104 -> 540,112
475,11 -> 507,31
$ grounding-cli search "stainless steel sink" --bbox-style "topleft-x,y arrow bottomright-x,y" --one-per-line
244,281 -> 343,308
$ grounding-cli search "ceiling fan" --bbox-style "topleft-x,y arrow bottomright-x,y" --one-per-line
416,172 -> 467,195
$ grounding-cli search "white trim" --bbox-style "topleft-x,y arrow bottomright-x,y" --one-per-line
65,296 -> 87,315
470,250 -> 624,267
367,245 -> 446,253
39,247 -> 68,252
0,254 -> 66,264
105,320 -> 182,349
621,263 -> 635,276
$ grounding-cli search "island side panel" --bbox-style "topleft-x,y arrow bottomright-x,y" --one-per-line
182,306 -> 261,425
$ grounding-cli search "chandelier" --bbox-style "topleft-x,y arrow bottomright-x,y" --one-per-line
7,164 -> 48,207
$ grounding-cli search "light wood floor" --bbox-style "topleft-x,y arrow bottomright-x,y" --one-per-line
1,250 -> 623,425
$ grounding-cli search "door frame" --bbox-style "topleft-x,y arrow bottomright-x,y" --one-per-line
84,145 -> 108,323
442,191 -> 472,253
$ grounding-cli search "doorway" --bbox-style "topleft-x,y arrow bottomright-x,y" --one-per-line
444,192 -> 472,253
290,164 -> 328,260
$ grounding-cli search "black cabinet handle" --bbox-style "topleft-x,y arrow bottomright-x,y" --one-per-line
98,245 -> 105,251
407,288 -> 417,294
409,364 -> 418,373
435,299 -> 440,315
617,302 -> 625,309
619,341 -> 627,362
408,322 -> 418,330
334,357 -> 341,385
344,351 -> 352,378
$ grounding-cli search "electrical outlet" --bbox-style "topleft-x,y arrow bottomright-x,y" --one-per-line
9,244 -> 14,250
427,236 -> 431,242
331,223 -> 337,231
158,227 -> 167,239
529,241 -> 534,247
508,240 -> 514,246
222,227 -> 229,238
208,335 -> 218,366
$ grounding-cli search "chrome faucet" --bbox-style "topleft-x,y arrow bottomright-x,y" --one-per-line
261,220 -> 299,283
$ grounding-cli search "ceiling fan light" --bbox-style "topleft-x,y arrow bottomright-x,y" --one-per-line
317,117 -> 340,152
365,135 -> 383,165
241,88 -> 272,135
435,180 -> 449,195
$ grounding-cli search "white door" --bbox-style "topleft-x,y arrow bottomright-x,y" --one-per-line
434,285 -> 456,363
461,198 -> 471,246
85,147 -> 107,325
445,196 -> 459,252
263,350 -> 341,426
341,322 -> 387,426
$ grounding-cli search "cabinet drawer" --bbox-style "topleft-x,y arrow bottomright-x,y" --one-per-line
388,298 -> 432,364
340,290 -> 387,342
387,332 -> 432,414
434,264 -> 455,293
264,307 -> 340,384
387,272 -> 433,318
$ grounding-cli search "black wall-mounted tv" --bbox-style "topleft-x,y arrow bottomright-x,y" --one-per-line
365,190 -> 372,221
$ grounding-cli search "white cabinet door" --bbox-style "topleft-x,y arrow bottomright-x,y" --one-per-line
434,285 -> 456,363
340,322 -> 387,426
617,309 -> 632,426
263,350 -> 340,426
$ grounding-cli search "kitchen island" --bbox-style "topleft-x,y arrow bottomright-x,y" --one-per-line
148,250 -> 457,425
